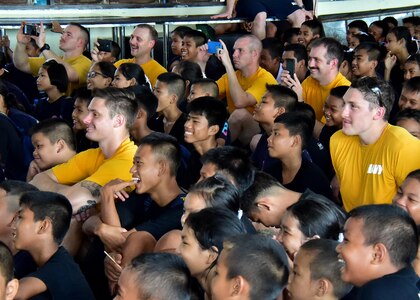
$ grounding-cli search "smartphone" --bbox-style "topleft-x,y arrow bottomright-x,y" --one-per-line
208,41 -> 222,54
97,39 -> 112,52
285,58 -> 295,76
23,24 -> 39,37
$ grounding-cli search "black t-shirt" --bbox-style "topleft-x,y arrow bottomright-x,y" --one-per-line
28,247 -> 95,300
14,250 -> 37,280
252,132 -> 281,179
116,192 -> 186,241
33,95 -> 74,125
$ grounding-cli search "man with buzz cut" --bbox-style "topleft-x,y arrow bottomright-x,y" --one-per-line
330,77 -> 420,212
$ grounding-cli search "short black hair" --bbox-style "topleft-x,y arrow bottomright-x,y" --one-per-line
0,180 -> 38,214
187,96 -> 227,131
171,26 -> 192,39
266,84 -> 298,112
383,16 -> 398,28
200,146 -> 255,196
261,37 -> 283,60
127,252 -> 196,300
349,204 -> 418,268
352,33 -> 376,45
30,118 -> 76,152
330,86 -> 349,99
42,60 -> 69,93
403,76 -> 420,93
284,43 -> 308,66
395,108 -> 420,125
139,132 -> 181,176
354,42 -> 382,62
73,87 -> 92,105
274,111 -> 312,149
389,26 -> 417,55
222,234 -> 290,300
127,85 -> 158,121
302,19 -> 325,38
19,191 -> 72,245
283,27 -> 300,45
369,20 -> 389,38
118,63 -> 148,87
300,239 -> 353,299
403,16 -> 420,26
190,78 -> 219,98
0,241 -> 14,283
348,20 -> 369,33
176,60 -> 203,84
310,37 -> 344,67
183,30 -> 207,47
156,72 -> 186,102
405,54 -> 420,69
94,61 -> 117,80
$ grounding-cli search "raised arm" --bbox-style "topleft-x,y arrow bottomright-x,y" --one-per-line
13,23 -> 32,74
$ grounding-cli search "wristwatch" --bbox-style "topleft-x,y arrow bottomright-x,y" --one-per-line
39,43 -> 50,52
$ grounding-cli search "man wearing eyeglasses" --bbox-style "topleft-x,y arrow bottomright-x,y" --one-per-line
330,77 -> 420,212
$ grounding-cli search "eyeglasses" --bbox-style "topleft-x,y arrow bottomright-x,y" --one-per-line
87,71 -> 108,79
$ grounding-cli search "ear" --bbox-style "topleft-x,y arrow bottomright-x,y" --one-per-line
208,124 -> 219,136
291,134 -> 302,148
105,77 -> 113,86
231,276 -> 250,298
114,114 -> 126,128
129,78 -> 137,87
170,94 -> 178,105
38,218 -> 51,235
315,279 -> 330,297
149,39 -> 156,49
5,279 -> 19,300
56,139 -> 65,153
207,246 -> 219,264
371,243 -> 387,264
371,60 -> 378,70
274,106 -> 285,118
373,106 -> 386,120
157,159 -> 167,177
256,197 -> 272,211
330,58 -> 339,69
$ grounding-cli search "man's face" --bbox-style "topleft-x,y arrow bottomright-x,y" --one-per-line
352,49 -> 376,78
83,98 -> 115,142
130,145 -> 160,195
181,37 -> 199,61
341,88 -> 378,137
253,92 -> 280,125
59,25 -> 82,52
31,132 -> 61,171
260,48 -> 279,76
184,113 -> 213,145
114,268 -> 141,300
232,38 -> 253,70
336,218 -> 374,287
399,88 -> 420,110
308,45 -> 335,82
129,27 -> 153,59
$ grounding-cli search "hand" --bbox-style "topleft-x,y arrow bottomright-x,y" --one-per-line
101,179 -> 134,202
215,39 -> 232,68
280,71 -> 303,101
51,20 -> 64,33
0,36 -> 10,48
384,51 -> 397,71
104,252 -> 123,283
98,223 -> 127,253
26,160 -> 42,182
91,41 -> 105,63
211,11 -> 233,19
36,22 -> 47,49
16,22 -> 31,45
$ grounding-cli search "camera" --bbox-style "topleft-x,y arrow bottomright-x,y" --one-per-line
97,39 -> 112,52
23,24 -> 39,37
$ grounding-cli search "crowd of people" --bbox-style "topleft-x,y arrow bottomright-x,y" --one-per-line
0,5 -> 420,299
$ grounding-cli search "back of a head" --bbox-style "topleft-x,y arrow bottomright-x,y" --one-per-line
266,84 -> 298,112
287,196 -> 346,240
222,234 -> 290,300
19,191 -> 72,245
310,37 -> 344,67
351,77 -> 394,121
348,20 -> 369,33
119,63 -> 148,87
42,60 -> 69,93
0,180 -> 39,196
383,17 -> 398,29
403,76 -> 420,93
330,85 -> 350,100
0,241 -> 14,284
189,175 -> 240,214
353,33 -> 377,45
127,85 -> 158,121
176,60 -> 203,83
96,61 -> 117,80
261,37 -> 283,59
302,19 -> 326,38
183,30 -> 207,47
354,42 -> 382,62
139,132 -> 181,176
187,96 -> 227,130
300,239 -> 353,299
128,252 -> 194,300
191,78 -> 219,98
200,146 -> 255,195
93,87 -> 139,130
283,27 -> 300,45
349,204 -> 418,268
157,72 -> 186,101
284,43 -> 308,65
30,118 -> 76,152
275,110 -> 313,149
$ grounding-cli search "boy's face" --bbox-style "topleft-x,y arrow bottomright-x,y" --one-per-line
181,192 -> 207,227
323,94 -> 344,127
211,249 -> 237,300
368,25 -> 384,42
276,212 -> 307,260
396,118 -> 420,139
267,123 -> 295,159
171,33 -> 183,56
393,177 -> 420,224
260,49 -> 279,76
346,27 -> 361,45
199,162 -> 218,182
181,37 -> 199,61
130,145 -> 160,195
72,98 -> 90,131
352,49 -> 376,78
287,249 -> 319,300
403,62 -> 420,82
36,67 -> 51,92
398,88 -> 420,111
114,268 -> 140,300
298,25 -> 315,47
253,92 -> 280,125
12,206 -> 39,251
184,113 -> 214,145
336,217 -> 374,287
154,80 -> 173,113
187,84 -> 206,103
31,132 -> 61,171
83,97 -> 115,143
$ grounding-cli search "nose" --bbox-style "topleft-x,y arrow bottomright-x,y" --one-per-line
129,163 -> 137,175
83,112 -> 93,125
335,242 -> 342,254
341,104 -> 350,119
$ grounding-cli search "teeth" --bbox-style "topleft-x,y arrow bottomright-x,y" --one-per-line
132,177 -> 140,183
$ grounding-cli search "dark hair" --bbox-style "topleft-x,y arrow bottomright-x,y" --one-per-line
187,96 -> 227,130
0,180 -> 38,213
156,72 -> 186,102
30,118 -> 76,151
261,38 -> 283,60
20,191 -> 72,244
403,76 -> 420,93
110,41 -> 121,59
388,26 -> 417,55
73,87 -> 92,105
302,19 -> 325,38
395,108 -> 420,124
176,60 -> 203,84
300,239 -> 353,299
118,63 -> 148,87
95,61 -> 117,80
127,252 -> 195,300
286,197 -> 346,241
222,234 -> 290,300
402,16 -> 420,26
189,175 -> 240,213
349,204 -> 418,268
405,54 -> 420,69
0,241 -> 14,283
266,84 -> 298,112
352,33 -> 376,45
201,146 -> 255,196
406,169 -> 420,182
0,80 -> 25,112
41,60 -> 69,93
283,27 -> 300,45
354,42 -> 382,61
171,26 -> 192,39
68,22 -> 90,48
135,24 -> 158,43
274,111 -> 312,149
241,171 -> 284,215
348,20 -> 369,33
183,30 -> 207,47
351,77 -> 394,120
190,78 -> 219,98
93,87 -> 138,130
383,17 -> 399,28
310,37 -> 345,67
370,20 -> 389,39
330,86 -> 350,99
127,85 -> 158,121
284,43 -> 308,66
139,132 -> 181,176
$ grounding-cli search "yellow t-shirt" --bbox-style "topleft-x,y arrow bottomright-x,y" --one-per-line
114,58 -> 167,87
52,138 -> 137,186
29,54 -> 91,95
217,67 -> 278,114
330,124 -> 420,212
302,72 -> 350,121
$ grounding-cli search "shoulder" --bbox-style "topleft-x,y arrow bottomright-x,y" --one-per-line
333,72 -> 351,86
114,58 -> 135,68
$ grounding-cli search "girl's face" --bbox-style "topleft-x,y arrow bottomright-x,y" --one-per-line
112,69 -> 134,88
181,192 -> 207,226
393,178 -> 420,224
403,61 -> 420,81
179,225 -> 214,277
86,63 -> 112,90
36,67 -> 52,92
276,211 -> 308,260
171,33 -> 183,56
385,32 -> 401,54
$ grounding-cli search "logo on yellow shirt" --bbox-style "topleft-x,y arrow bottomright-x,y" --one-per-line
367,164 -> 383,175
